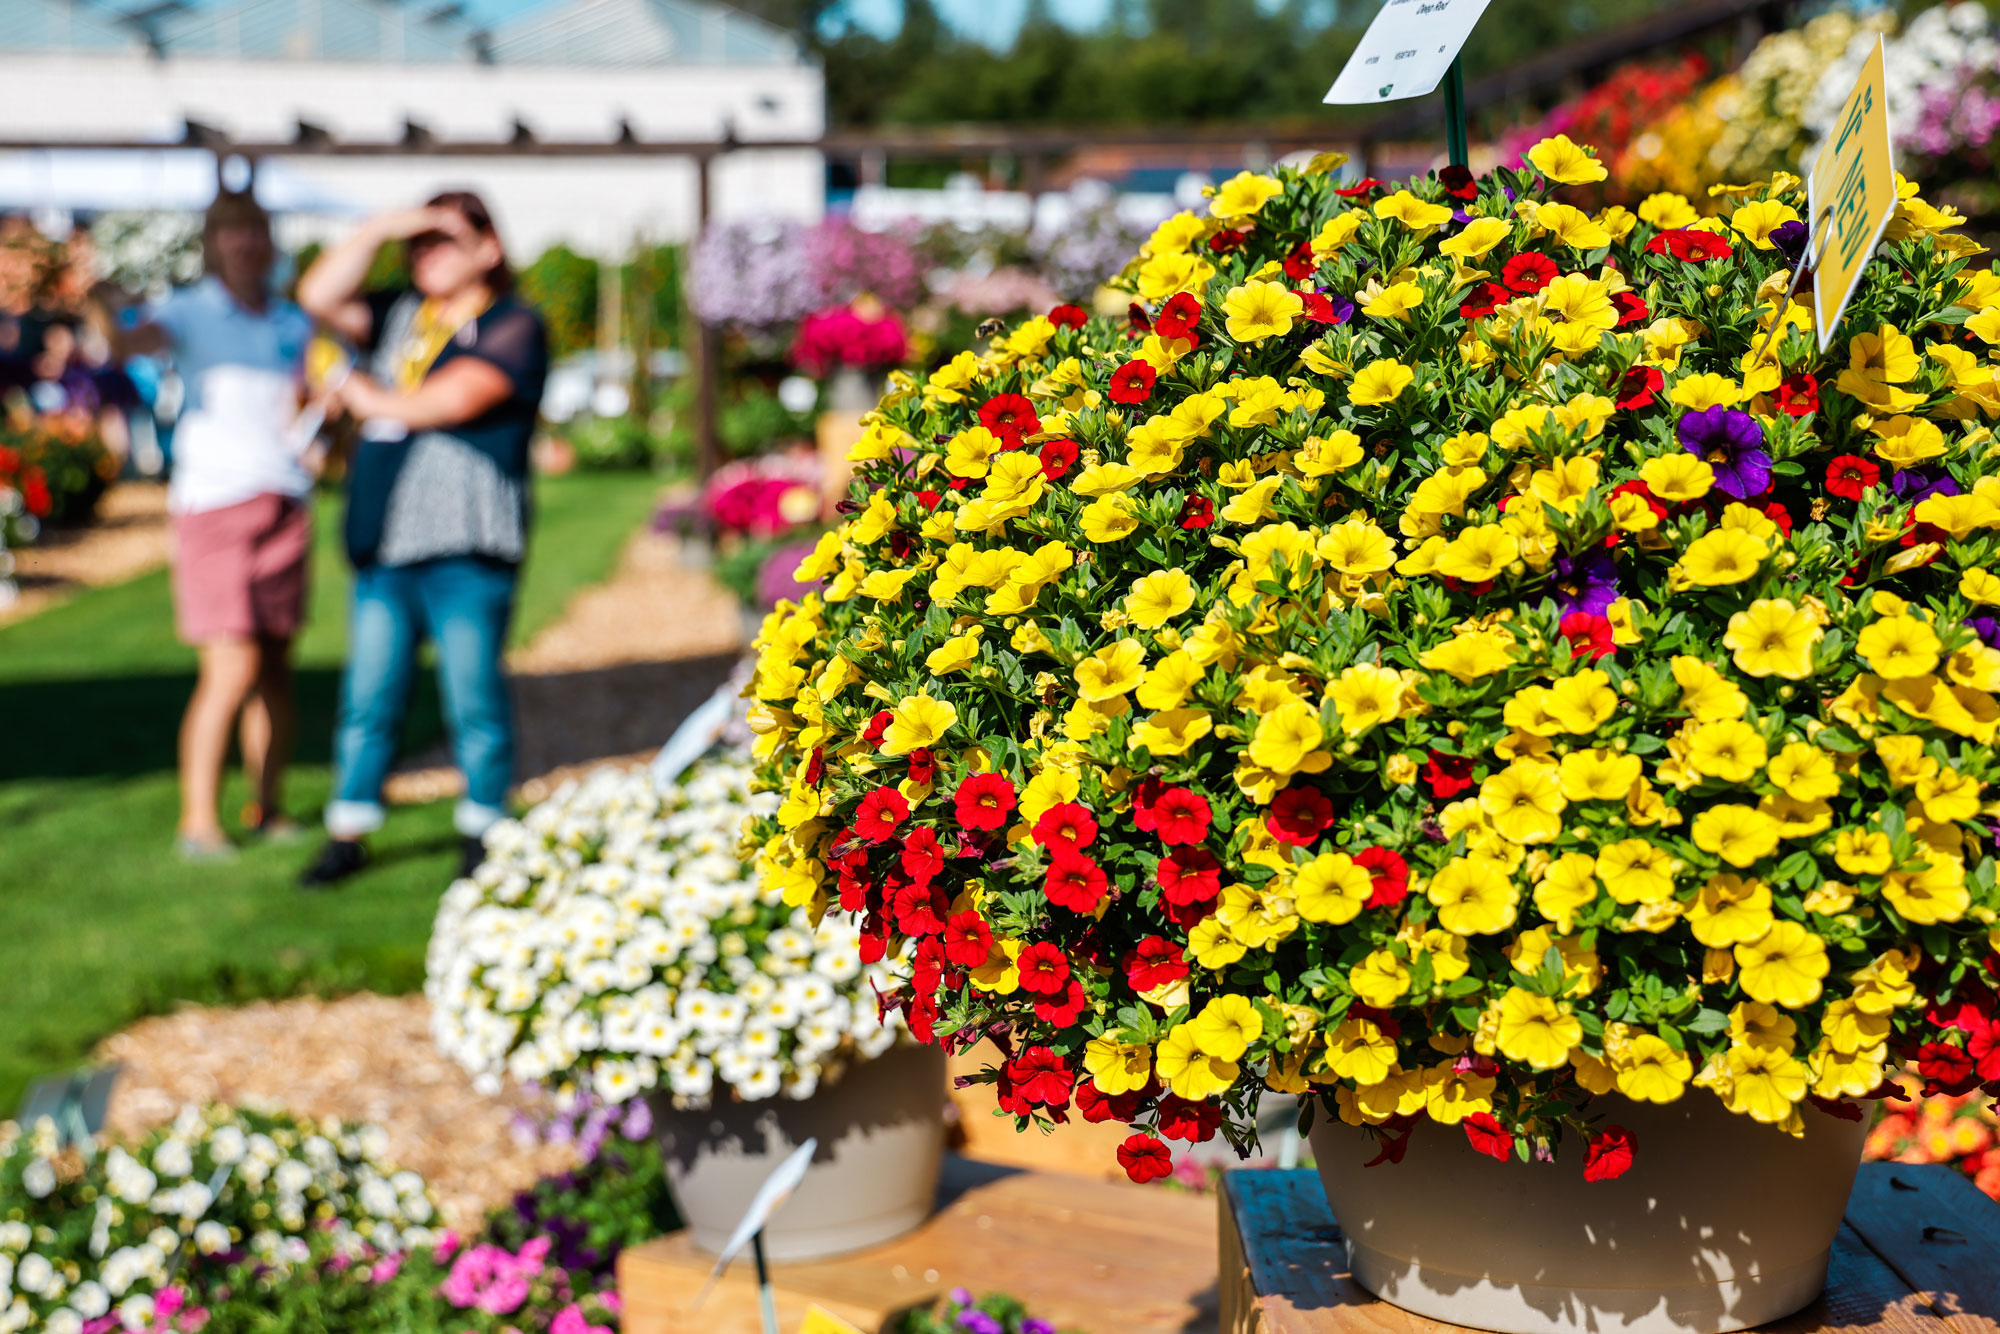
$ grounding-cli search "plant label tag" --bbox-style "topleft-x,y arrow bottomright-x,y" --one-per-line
689,1137 -> 818,1309
1807,34 -> 1898,353
798,1307 -> 867,1334
1323,0 -> 1494,105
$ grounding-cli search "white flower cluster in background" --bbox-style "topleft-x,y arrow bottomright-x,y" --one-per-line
88,213 -> 202,302
0,1104 -> 435,1334
1804,2 -> 1998,162
427,752 -> 907,1111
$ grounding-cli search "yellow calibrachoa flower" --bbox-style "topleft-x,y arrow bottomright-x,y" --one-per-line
1125,569 -> 1196,629
1496,988 -> 1581,1069
1596,839 -> 1674,904
1350,948 -> 1410,1007
1735,921 -> 1829,1009
1479,761 -> 1566,843
881,693 -> 957,755
1427,856 -> 1520,935
1156,1024 -> 1237,1100
1223,280 -> 1305,343
1210,170 -> 1283,220
1348,358 -> 1415,406
1527,134 -> 1608,185
1687,719 -> 1768,782
1723,600 -> 1819,679
1693,804 -> 1781,867
1373,190 -> 1453,232
1687,873 -> 1773,947
1083,1036 -> 1152,1096
1729,199 -> 1801,249
1328,664 -> 1404,735
1074,640 -> 1146,702
1323,1016 -> 1399,1083
1296,852 -> 1373,924
1440,216 -> 1512,259
1676,528 -> 1766,586
1723,1043 -> 1810,1124
1857,614 -> 1942,679
1611,1031 -> 1693,1103
1189,994 -> 1263,1060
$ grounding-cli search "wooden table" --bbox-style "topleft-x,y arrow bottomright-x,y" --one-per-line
617,1154 -> 1220,1334
1219,1163 -> 2000,1334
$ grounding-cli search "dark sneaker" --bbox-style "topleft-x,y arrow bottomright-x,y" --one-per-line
299,839 -> 368,889
459,836 -> 488,880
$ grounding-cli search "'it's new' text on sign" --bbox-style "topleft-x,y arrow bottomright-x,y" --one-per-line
1808,34 -> 1898,353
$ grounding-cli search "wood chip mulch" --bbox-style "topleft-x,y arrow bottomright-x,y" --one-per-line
94,993 -> 577,1233
2,482 -> 171,627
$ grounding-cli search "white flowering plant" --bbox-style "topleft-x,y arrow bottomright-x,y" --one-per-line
427,753 -> 909,1110
0,1104 -> 436,1334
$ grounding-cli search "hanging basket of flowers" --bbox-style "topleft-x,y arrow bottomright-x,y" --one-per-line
428,753 -> 942,1262
745,134 -> 2000,1330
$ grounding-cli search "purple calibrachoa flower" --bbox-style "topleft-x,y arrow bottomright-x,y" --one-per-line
1891,466 -> 1962,503
1550,549 -> 1619,617
1967,615 -> 2000,648
1678,406 -> 1772,500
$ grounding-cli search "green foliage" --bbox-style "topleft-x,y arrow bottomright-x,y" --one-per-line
519,244 -> 601,361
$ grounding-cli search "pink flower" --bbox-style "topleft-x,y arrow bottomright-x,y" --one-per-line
552,1305 -> 614,1334
370,1255 -> 403,1284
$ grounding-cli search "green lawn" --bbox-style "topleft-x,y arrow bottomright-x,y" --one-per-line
0,471 -> 664,1112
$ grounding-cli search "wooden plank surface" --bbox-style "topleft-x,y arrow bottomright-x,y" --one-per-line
1843,1164 -> 2000,1334
619,1154 -> 1219,1334
1220,1164 -> 2000,1334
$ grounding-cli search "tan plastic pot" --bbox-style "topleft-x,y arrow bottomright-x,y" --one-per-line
1308,1091 -> 1871,1334
650,1042 -> 945,1262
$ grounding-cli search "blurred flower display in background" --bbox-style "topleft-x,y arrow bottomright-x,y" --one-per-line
791,300 -> 910,377
87,213 -> 204,303
1864,1072 -> 2000,1201
1492,53 -> 1711,201
688,219 -> 926,332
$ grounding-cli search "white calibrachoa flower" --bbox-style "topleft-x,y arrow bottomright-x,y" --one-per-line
427,751 -> 909,1108
0,1105 -> 437,1333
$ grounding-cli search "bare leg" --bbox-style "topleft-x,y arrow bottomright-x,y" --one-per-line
178,639 -> 261,842
242,634 -> 296,818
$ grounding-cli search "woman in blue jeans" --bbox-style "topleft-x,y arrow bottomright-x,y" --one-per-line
295,191 -> 548,886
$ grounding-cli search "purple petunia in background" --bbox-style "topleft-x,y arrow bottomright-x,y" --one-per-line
1550,549 -> 1619,617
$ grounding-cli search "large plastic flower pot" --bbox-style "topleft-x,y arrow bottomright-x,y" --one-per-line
650,1041 -> 945,1262
1308,1092 -> 1871,1334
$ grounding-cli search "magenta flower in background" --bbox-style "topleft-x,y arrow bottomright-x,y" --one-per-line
791,303 -> 909,376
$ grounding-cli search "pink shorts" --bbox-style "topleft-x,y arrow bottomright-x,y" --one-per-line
171,492 -> 311,643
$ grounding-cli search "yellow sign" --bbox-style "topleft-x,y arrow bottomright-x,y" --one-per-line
1808,35 -> 1898,353
799,1305 -> 868,1334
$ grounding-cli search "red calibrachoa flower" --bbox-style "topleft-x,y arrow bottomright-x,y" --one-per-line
1157,1095 -> 1223,1143
1283,240 -> 1318,280
1016,941 -> 1071,996
1034,801 -> 1099,851
1776,372 -> 1819,417
1267,786 -> 1335,845
1422,750 -> 1477,799
1117,1133 -> 1174,1183
853,787 -> 909,842
1152,291 -> 1202,341
1007,1045 -> 1075,1107
1583,1126 -> 1636,1182
1502,253 -> 1558,293
1033,980 -> 1090,1026
1354,846 -> 1411,909
1335,177 -> 1384,197
1826,454 -> 1880,500
1464,1113 -> 1515,1162
863,710 -> 893,747
1124,935 -> 1190,992
1460,280 -> 1509,319
892,878 -> 949,936
1438,164 -> 1477,200
978,393 -> 1040,445
954,772 -> 1017,831
902,825 -> 944,884
1611,291 -> 1650,326
1207,228 -> 1249,254
906,747 -> 937,786
1615,365 -> 1664,410
1561,612 -> 1616,661
1045,847 -> 1110,912
1077,1080 -> 1152,1124
1047,303 -> 1088,329
942,910 -> 993,968
1157,846 -> 1223,906
1178,494 -> 1215,529
1298,291 -> 1342,324
1150,787 -> 1212,845
1040,439 -> 1079,480
1108,360 -> 1158,405
1646,228 -> 1733,261
1610,479 -> 1669,526
1917,1041 -> 1978,1094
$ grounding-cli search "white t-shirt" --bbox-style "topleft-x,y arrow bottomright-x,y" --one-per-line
151,277 -> 314,515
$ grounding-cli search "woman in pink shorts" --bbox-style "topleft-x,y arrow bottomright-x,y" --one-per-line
93,193 -> 314,857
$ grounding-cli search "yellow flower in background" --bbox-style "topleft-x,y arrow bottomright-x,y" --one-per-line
1559,748 -> 1641,802
1348,358 -> 1415,406
1223,280 -> 1304,343
1156,1024 -> 1238,1100
1428,856 -> 1520,935
1136,250 -> 1217,303
1317,520 -> 1396,575
1870,415 -> 1948,469
1688,718 -> 1768,783
1769,743 -> 1840,801
1597,838 -> 1675,904
1350,948 -> 1411,1007
1298,430 -> 1364,477
1736,921 -> 1829,1008
1125,569 -> 1197,629
1075,640 -> 1146,702
1528,134 -> 1608,185
1363,281 -> 1425,321
1546,669 -> 1618,734
1670,372 -> 1742,411
1724,600 -> 1819,679
1083,1038 -> 1153,1097
1310,211 -> 1363,258
1497,988 -> 1581,1069
1858,614 -> 1942,679
1436,525 -> 1519,582
1638,192 -> 1698,229
881,693 -> 958,755
1328,664 -> 1405,734
1676,529 -> 1766,586
1693,803 -> 1781,867
1440,216 -> 1512,259
1642,454 -> 1715,502
1535,202 -> 1612,250
1145,211 -> 1207,255
1374,190 -> 1453,231
1479,761 -> 1566,843
1851,325 -> 1919,383
1210,170 -> 1283,220
1730,199 -> 1802,249
925,633 -> 983,676
1688,873 -> 1773,947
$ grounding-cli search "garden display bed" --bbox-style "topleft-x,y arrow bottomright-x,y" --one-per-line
616,1154 -> 1218,1334
1220,1164 -> 2000,1334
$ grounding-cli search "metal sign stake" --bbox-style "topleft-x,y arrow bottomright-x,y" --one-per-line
1444,56 -> 1470,168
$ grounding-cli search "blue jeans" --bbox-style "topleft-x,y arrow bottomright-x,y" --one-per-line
326,556 -> 517,839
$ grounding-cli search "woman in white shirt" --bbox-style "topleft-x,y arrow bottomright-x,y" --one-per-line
91,192 -> 313,859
